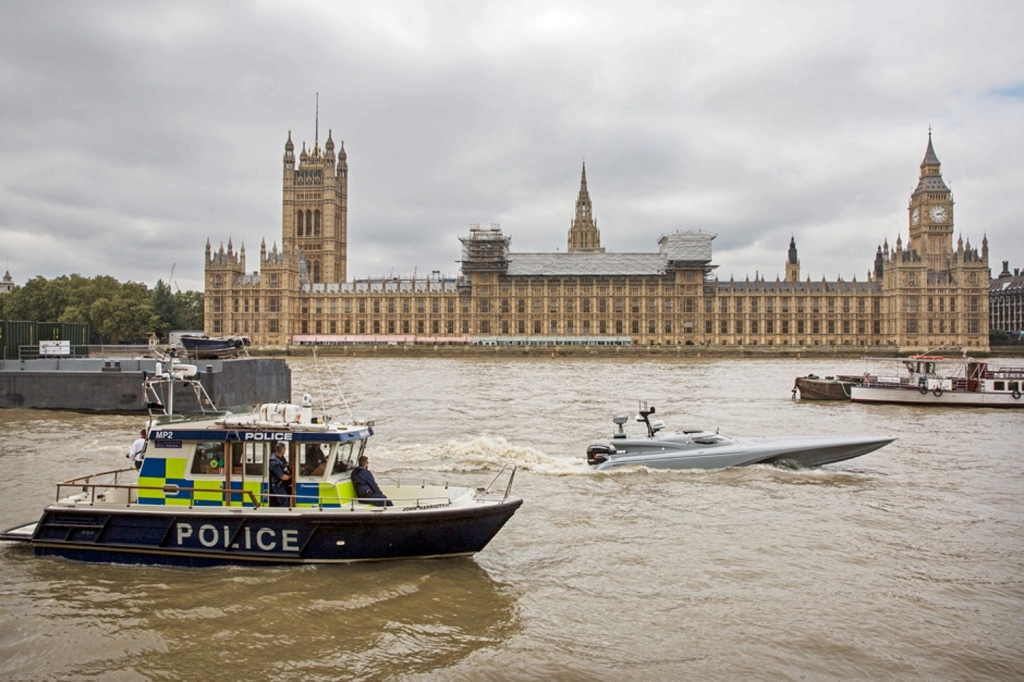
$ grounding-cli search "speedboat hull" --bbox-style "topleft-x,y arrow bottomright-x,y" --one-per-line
587,404 -> 895,471
590,434 -> 896,471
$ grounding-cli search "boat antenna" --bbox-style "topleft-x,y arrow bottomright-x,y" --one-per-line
322,357 -> 356,423
311,346 -> 329,418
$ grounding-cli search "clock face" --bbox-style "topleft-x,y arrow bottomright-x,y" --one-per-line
929,205 -> 948,223
911,208 -> 919,225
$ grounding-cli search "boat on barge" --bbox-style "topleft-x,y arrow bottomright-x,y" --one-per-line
792,374 -> 864,400
0,363 -> 521,566
850,354 -> 1024,407
586,403 -> 895,470
177,333 -> 251,360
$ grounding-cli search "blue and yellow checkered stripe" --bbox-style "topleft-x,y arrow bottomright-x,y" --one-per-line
136,458 -> 358,508
138,457 -> 263,507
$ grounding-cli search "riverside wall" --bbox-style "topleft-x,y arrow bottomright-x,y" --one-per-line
250,344 -> 1023,360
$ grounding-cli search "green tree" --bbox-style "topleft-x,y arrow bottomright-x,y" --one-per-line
150,280 -> 204,335
152,279 -> 176,333
0,274 -> 203,343
174,289 -> 204,330
91,283 -> 161,344
2,276 -> 72,321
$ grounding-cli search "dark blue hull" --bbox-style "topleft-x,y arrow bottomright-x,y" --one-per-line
26,500 -> 522,567
179,336 -> 248,359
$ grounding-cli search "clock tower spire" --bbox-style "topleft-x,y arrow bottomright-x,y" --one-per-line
907,130 -> 953,271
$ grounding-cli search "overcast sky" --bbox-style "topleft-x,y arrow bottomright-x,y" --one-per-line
1,1 -> 1021,293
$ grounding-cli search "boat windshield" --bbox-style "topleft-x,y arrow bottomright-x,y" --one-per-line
692,435 -> 729,445
330,439 -> 366,475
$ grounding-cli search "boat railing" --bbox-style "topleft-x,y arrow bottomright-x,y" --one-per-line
475,462 -> 517,503
334,494 -> 454,511
56,471 -> 264,508
54,472 -> 456,511
54,463 -> 518,510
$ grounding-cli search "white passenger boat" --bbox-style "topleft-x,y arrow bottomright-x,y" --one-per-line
586,404 -> 895,470
850,354 -> 1024,407
0,361 -> 521,566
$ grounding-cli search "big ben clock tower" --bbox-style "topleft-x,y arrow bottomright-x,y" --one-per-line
907,131 -> 954,272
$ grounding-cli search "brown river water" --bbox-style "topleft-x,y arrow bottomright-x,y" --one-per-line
1,357 -> 1022,681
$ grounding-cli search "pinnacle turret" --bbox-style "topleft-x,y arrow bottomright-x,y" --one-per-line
567,162 -> 602,252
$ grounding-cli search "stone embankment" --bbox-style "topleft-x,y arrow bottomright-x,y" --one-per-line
249,344 -> 1022,360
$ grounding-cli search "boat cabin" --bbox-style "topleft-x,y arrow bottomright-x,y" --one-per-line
136,405 -> 374,509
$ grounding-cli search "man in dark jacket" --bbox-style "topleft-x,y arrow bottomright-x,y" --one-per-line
351,455 -> 392,507
268,442 -> 292,507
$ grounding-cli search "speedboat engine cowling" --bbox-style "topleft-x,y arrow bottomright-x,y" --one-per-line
587,443 -> 616,466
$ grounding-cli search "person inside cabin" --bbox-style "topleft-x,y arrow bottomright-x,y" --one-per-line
127,429 -> 147,471
231,442 -> 245,475
301,444 -> 327,477
351,455 -> 392,507
268,442 -> 292,507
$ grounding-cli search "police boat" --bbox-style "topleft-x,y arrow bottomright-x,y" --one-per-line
0,361 -> 521,566
586,403 -> 895,471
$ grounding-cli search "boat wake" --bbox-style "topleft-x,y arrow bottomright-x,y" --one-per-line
380,436 -> 581,473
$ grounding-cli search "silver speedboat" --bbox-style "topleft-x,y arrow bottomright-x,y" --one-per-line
585,404 -> 895,471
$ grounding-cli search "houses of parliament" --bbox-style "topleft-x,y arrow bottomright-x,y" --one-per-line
204,130 -> 991,351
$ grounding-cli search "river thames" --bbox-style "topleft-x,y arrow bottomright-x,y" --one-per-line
1,356 -> 1022,681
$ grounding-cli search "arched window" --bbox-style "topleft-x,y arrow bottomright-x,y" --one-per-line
306,210 -> 313,236
312,260 -> 321,283
314,210 -> 321,236
296,211 -> 304,236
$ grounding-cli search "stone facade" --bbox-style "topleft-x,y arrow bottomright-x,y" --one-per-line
990,262 -> 1024,334
205,132 -> 991,352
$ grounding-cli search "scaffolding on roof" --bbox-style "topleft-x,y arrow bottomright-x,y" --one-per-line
460,224 -> 510,272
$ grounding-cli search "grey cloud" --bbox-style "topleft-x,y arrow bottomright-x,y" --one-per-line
1,1 -> 1022,292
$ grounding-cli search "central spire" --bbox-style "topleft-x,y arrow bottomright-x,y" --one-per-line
568,162 -> 603,252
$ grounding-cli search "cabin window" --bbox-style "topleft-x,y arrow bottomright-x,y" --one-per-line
192,442 -> 226,475
232,442 -> 267,476
299,444 -> 328,477
332,442 -> 362,475
994,381 -> 1006,391
1010,382 -> 1020,392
